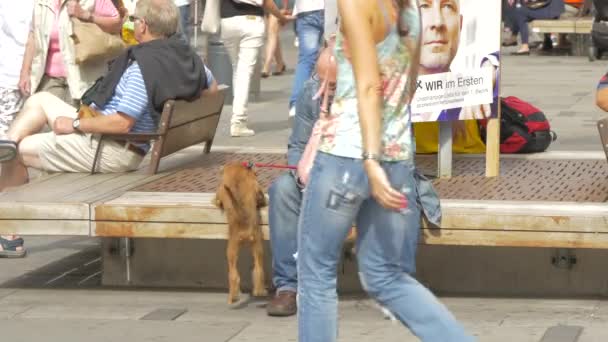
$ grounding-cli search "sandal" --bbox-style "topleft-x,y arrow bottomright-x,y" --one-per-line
272,64 -> 287,76
0,237 -> 27,258
261,71 -> 270,78
0,140 -> 18,163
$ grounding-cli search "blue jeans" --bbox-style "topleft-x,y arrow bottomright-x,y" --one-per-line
503,1 -> 564,44
178,5 -> 191,45
297,152 -> 474,342
269,76 -> 321,293
289,10 -> 324,109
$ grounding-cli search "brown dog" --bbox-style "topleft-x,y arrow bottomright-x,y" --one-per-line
214,162 -> 268,304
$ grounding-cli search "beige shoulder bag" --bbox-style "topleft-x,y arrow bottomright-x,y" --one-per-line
71,5 -> 125,65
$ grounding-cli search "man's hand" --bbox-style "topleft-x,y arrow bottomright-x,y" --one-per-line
279,13 -> 295,26
53,117 -> 76,135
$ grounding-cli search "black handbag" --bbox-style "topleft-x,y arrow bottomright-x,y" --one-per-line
523,0 -> 551,10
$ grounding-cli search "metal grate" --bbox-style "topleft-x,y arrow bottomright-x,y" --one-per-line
135,153 -> 608,203
136,153 -> 288,193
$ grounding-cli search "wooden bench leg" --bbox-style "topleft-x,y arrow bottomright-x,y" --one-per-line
203,138 -> 214,154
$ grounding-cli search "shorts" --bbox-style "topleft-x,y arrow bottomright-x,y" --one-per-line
28,132 -> 144,173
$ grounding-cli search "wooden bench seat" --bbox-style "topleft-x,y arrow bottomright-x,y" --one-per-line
92,191 -> 608,249
530,17 -> 592,34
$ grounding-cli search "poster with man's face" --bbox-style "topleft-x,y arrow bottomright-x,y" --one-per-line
410,0 -> 501,122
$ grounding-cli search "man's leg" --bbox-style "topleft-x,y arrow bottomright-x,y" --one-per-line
267,172 -> 302,316
288,10 -> 324,114
0,92 -> 76,190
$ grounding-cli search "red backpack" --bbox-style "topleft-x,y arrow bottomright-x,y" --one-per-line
480,96 -> 556,153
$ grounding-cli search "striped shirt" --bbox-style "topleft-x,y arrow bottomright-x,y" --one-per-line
93,62 -> 214,152
599,72 -> 608,90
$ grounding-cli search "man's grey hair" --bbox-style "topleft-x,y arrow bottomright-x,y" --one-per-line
135,0 -> 179,38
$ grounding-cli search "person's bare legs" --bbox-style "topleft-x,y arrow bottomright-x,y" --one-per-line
272,21 -> 285,73
262,15 -> 284,75
0,92 -> 76,190
0,92 -> 74,255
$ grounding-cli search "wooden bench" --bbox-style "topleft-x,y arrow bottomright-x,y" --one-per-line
91,151 -> 608,249
530,16 -> 594,58
92,190 -> 608,249
92,86 -> 227,175
0,87 -> 227,236
530,17 -> 592,34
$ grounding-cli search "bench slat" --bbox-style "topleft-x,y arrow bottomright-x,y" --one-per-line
0,219 -> 89,236
161,114 -> 221,157
168,92 -> 224,129
421,229 -> 608,249
1,173 -> 95,202
93,221 -> 608,249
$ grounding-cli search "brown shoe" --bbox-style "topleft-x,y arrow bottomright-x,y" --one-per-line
266,290 -> 297,317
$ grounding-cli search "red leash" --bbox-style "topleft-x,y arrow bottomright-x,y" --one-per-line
242,161 -> 297,170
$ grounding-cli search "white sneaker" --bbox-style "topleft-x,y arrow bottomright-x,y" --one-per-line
289,107 -> 296,118
294,37 -> 299,47
230,122 -> 255,137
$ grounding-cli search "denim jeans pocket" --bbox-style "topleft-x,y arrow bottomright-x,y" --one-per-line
324,182 -> 363,216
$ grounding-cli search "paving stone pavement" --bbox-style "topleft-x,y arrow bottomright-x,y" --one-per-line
1,289 -> 608,341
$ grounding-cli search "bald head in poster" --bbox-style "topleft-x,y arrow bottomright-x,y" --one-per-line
418,0 -> 462,75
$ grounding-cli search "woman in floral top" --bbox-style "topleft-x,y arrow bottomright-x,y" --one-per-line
296,1 -> 474,341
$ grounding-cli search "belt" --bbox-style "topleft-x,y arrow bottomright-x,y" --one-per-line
114,139 -> 146,157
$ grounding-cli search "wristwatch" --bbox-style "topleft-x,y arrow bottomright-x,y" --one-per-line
362,151 -> 380,162
72,118 -> 81,132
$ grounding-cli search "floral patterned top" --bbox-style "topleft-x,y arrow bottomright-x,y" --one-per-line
318,2 -> 421,162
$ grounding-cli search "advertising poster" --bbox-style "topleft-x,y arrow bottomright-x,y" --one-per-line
410,0 -> 501,122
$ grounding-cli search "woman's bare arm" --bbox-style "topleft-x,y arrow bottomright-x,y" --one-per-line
19,31 -> 36,95
90,13 -> 122,34
338,0 -> 383,157
264,0 -> 291,24
339,0 -> 406,210
67,0 -> 122,34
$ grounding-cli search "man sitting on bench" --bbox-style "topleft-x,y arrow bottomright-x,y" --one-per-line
0,0 -> 216,258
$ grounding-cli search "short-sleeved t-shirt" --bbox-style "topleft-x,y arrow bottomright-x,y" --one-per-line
598,72 -> 608,90
46,0 -> 120,78
93,62 -> 214,152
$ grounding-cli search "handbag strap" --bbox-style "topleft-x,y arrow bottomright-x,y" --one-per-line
312,39 -> 337,117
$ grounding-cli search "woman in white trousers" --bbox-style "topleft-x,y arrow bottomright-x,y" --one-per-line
220,0 -> 290,137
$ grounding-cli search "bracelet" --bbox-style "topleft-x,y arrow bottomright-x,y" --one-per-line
362,151 -> 381,162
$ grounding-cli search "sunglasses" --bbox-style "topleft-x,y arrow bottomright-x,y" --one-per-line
128,15 -> 142,23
